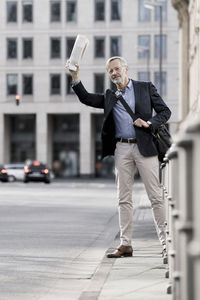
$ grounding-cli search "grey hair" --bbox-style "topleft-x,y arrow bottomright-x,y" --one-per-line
106,56 -> 128,70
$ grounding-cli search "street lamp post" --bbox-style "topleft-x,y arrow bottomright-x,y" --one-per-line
144,1 -> 163,96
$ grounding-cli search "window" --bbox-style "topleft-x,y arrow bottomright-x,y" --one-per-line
7,1 -> 17,22
111,0 -> 121,20
94,37 -> 105,58
66,1 -> 77,21
154,72 -> 167,95
66,37 -> 75,58
22,1 -> 33,22
94,74 -> 105,93
66,74 -> 74,94
95,0 -> 105,21
7,38 -> 17,59
23,38 -> 33,59
7,74 -> 18,95
155,0 -> 167,21
138,35 -> 150,58
50,1 -> 61,22
110,36 -> 121,56
23,74 -> 33,95
154,35 -> 167,58
138,72 -> 150,81
138,0 -> 150,21
51,38 -> 61,58
51,74 -> 61,94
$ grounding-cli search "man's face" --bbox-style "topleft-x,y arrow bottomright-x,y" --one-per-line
107,59 -> 128,85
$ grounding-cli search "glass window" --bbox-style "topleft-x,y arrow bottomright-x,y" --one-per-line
66,1 -> 77,21
51,38 -> 61,58
7,1 -> 17,22
50,1 -> 61,22
94,37 -> 105,58
23,74 -> 33,95
52,114 -> 79,177
66,74 -> 74,94
95,0 -> 105,21
51,74 -> 61,94
110,36 -> 121,56
111,0 -> 121,20
154,71 -> 167,95
94,74 -> 105,93
155,0 -> 167,21
10,115 -> 36,163
138,72 -> 150,81
23,38 -> 33,59
66,37 -> 75,58
154,35 -> 167,58
22,1 -> 33,22
138,0 -> 150,21
7,38 -> 17,59
7,74 -> 18,95
138,35 -> 150,58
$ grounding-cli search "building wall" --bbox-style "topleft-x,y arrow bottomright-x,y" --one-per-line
0,0 -> 179,176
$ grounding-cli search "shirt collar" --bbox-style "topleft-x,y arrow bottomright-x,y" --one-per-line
118,79 -> 132,93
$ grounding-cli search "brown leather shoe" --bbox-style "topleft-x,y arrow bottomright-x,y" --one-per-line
107,245 -> 133,258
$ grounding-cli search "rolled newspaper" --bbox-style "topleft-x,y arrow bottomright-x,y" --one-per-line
68,35 -> 89,71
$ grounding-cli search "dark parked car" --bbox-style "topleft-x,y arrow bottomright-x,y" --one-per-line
24,161 -> 51,183
0,165 -> 8,182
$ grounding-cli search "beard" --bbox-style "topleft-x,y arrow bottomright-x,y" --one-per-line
111,71 -> 126,85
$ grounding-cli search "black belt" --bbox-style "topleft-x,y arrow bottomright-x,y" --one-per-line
116,138 -> 137,144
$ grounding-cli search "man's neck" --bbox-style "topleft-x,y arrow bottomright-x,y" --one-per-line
116,78 -> 130,91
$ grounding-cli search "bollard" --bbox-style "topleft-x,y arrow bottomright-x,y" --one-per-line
186,121 -> 200,300
176,136 -> 195,300
167,148 -> 180,298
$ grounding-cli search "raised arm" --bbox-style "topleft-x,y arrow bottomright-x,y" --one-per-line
65,60 -> 104,109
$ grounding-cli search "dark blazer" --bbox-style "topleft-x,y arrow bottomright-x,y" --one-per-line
73,80 -> 171,159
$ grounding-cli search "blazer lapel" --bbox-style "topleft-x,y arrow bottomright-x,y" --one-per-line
104,92 -> 117,119
132,80 -> 140,114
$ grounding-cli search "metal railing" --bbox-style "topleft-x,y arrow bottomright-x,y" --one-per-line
161,118 -> 200,300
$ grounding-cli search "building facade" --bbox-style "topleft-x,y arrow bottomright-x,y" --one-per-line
0,0 -> 179,177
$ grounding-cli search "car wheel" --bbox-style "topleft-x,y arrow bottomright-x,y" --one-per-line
24,179 -> 29,183
44,180 -> 50,184
8,175 -> 16,182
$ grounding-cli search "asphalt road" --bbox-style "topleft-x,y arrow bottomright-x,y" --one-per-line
0,179 -> 118,300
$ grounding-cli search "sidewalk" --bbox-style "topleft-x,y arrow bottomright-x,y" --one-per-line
79,181 -> 172,300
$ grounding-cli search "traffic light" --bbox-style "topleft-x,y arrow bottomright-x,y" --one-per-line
15,94 -> 20,106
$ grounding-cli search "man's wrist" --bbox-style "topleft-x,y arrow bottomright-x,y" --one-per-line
147,121 -> 152,129
71,79 -> 80,87
72,76 -> 79,82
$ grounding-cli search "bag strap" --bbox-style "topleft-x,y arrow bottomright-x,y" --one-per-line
115,91 -> 138,122
115,90 -> 154,135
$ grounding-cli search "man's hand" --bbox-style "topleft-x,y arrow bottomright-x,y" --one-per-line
65,60 -> 80,82
133,118 -> 150,128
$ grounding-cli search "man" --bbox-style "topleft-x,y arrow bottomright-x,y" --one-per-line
66,56 -> 171,258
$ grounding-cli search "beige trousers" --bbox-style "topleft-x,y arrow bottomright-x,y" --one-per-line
114,142 -> 166,247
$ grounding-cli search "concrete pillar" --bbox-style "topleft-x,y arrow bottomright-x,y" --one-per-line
171,0 -> 190,120
0,114 -> 10,164
47,115 -> 53,168
36,112 -> 48,164
80,111 -> 95,176
0,113 -> 4,164
4,115 -> 10,163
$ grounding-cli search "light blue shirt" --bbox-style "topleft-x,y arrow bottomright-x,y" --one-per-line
112,80 -> 136,139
